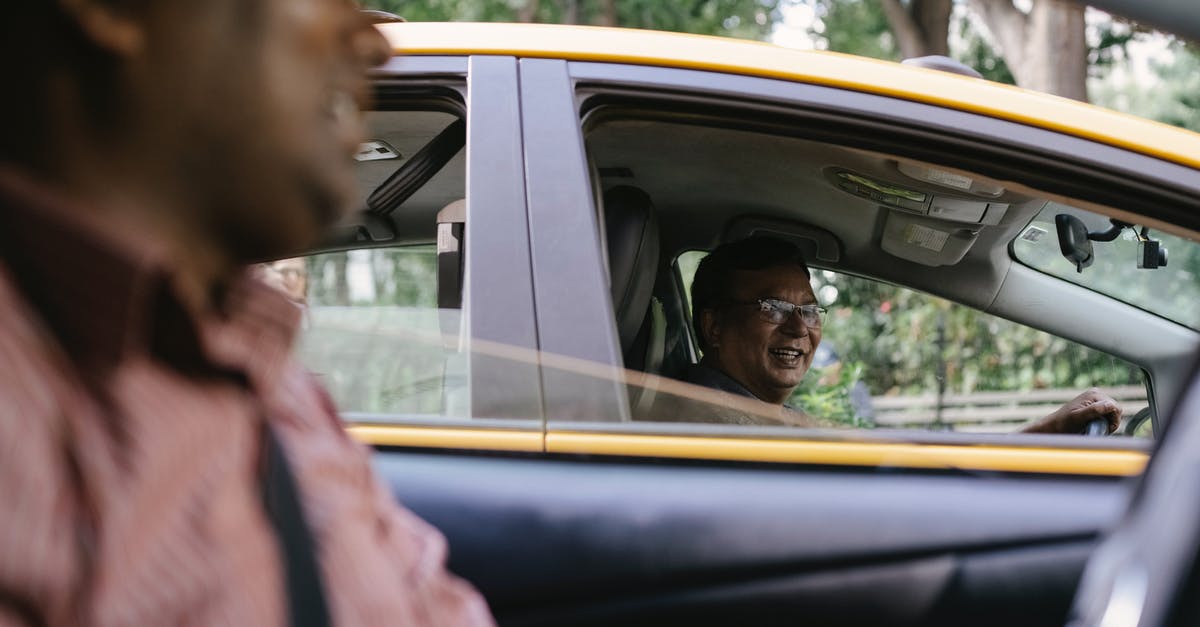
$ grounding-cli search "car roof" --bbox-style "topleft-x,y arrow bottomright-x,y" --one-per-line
355,23 -> 1199,381
378,21 -> 1200,171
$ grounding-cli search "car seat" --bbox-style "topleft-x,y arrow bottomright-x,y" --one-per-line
602,185 -> 666,412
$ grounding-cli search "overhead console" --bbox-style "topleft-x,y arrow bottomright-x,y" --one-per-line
825,164 -> 1013,266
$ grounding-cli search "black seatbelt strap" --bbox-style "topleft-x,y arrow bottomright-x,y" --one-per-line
261,425 -> 332,627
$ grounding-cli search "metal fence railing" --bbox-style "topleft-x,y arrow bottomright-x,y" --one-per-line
870,385 -> 1149,432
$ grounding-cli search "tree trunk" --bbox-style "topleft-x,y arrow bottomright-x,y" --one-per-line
1025,0 -> 1088,100
969,0 -> 1088,101
597,0 -> 618,27
879,0 -> 952,58
562,0 -> 580,24
518,0 -> 540,23
332,253 -> 350,306
912,0 -> 952,56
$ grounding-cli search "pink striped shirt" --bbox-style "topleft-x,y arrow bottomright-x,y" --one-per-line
0,169 -> 493,626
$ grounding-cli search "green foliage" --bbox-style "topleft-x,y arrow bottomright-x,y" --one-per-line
812,0 -> 898,60
955,12 -> 1014,84
675,251 -> 1143,428
308,248 -> 437,307
361,0 -> 783,40
1013,210 -> 1200,330
301,247 -> 452,416
1089,23 -> 1138,71
806,270 -> 1143,399
1091,39 -> 1200,133
1149,43 -> 1200,132
361,0 -> 514,22
789,359 -> 868,425
800,0 -> 1013,84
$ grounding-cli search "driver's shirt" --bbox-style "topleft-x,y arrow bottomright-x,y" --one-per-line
0,169 -> 494,626
683,364 -> 808,413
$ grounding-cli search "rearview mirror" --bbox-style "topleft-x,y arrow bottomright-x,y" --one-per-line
1055,214 -> 1094,272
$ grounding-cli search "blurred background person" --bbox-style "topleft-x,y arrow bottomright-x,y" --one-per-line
259,257 -> 311,306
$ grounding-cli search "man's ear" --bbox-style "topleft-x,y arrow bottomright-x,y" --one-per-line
699,309 -> 722,351
57,0 -> 146,57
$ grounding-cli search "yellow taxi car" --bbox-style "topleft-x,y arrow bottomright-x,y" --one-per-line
287,21 -> 1200,626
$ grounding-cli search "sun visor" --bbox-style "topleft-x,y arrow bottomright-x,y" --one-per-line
880,211 -> 980,266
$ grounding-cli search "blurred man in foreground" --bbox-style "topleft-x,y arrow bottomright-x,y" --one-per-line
687,237 -> 1123,434
0,1 -> 491,625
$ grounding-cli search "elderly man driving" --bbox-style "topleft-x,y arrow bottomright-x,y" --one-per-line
684,237 -> 1122,434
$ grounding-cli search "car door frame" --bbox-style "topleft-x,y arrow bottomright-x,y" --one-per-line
514,58 -> 1196,464
343,54 -> 545,443
364,46 -> 1181,627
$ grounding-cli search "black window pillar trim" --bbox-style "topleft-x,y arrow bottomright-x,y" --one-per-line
464,55 -> 545,422
518,58 -> 632,423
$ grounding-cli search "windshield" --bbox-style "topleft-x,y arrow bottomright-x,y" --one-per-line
1011,202 -> 1200,330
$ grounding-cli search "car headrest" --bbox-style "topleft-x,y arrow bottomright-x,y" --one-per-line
603,185 -> 661,355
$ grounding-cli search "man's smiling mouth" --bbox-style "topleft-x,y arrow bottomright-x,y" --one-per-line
769,347 -> 805,366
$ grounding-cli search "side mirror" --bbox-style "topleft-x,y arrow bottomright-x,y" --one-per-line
1055,214 -> 1094,272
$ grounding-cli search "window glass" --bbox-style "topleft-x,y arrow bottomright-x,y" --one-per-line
281,107 -> 475,423
675,251 -> 1151,436
1012,202 -> 1200,330
296,246 -> 466,419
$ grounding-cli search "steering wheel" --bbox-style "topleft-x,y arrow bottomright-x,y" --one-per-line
1123,407 -> 1153,437
1084,418 -> 1109,436
1083,404 -> 1145,436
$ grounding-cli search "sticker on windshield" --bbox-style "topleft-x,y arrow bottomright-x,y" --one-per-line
1020,225 -> 1048,243
355,140 -> 401,162
904,224 -> 949,251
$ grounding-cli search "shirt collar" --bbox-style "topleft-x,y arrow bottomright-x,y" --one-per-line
0,167 -> 301,385
685,363 -> 760,399
685,363 -> 802,412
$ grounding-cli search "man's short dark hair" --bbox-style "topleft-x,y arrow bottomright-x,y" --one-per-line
0,0 -> 136,163
691,236 -> 811,353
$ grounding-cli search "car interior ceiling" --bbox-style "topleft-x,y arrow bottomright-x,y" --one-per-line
335,106 -> 1194,398
343,109 -> 465,245
348,108 -> 1045,294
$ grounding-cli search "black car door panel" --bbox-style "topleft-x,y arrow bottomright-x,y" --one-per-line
375,450 -> 1131,626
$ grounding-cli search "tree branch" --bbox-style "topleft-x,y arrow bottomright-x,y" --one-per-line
1027,0 -> 1088,99
968,0 -> 1030,78
598,0 -> 617,27
562,0 -> 579,24
879,0 -> 928,58
913,0 -> 952,56
518,0 -> 540,23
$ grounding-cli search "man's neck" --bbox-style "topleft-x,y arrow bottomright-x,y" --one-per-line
34,171 -> 234,312
698,357 -> 792,406
30,95 -> 238,310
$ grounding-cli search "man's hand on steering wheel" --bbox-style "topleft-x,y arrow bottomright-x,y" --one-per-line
1019,388 -> 1122,435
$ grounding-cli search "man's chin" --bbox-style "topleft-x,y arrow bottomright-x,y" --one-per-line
227,204 -> 327,264
301,172 -> 356,229
770,367 -> 808,386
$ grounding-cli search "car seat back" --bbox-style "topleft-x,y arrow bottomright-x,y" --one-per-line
603,185 -> 661,360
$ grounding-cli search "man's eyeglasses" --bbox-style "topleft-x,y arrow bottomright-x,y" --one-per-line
725,298 -> 826,328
